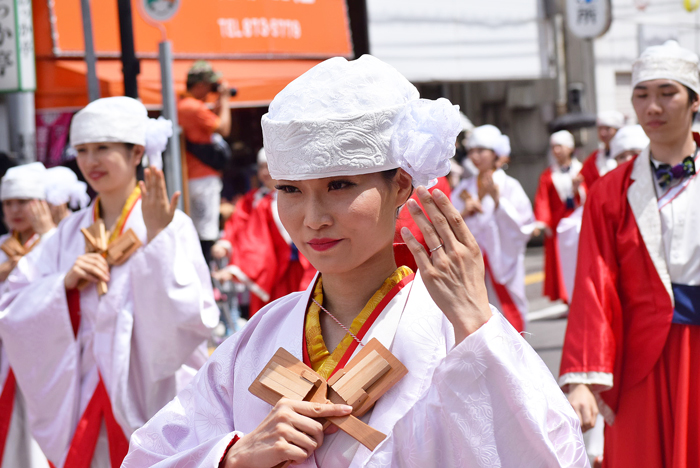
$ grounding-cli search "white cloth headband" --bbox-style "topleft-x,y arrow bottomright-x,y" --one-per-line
466,125 -> 511,158
609,125 -> 649,159
550,130 -> 575,149
70,96 -> 172,170
632,40 -> 700,94
1,162 -> 46,201
261,55 -> 461,187
44,166 -> 90,209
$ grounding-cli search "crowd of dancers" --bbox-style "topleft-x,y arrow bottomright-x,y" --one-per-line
0,39 -> 696,468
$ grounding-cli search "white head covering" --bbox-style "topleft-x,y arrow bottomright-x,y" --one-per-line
45,166 -> 90,209
632,40 -> 700,94
261,55 -> 461,187
466,125 -> 511,158
1,162 -> 47,201
597,110 -> 625,129
257,148 -> 267,165
70,97 -> 173,170
550,130 -> 575,149
609,125 -> 650,159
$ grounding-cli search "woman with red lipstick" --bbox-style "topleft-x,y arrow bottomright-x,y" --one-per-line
0,163 -> 55,468
125,55 -> 586,468
0,97 -> 218,468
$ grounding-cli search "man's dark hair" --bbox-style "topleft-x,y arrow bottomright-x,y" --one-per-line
687,86 -> 699,121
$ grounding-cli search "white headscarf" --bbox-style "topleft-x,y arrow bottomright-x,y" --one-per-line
466,125 -> 511,158
550,130 -> 575,149
597,110 -> 625,129
45,166 -> 91,209
609,125 -> 650,159
261,55 -> 461,187
70,97 -> 173,170
632,40 -> 700,94
1,162 -> 47,201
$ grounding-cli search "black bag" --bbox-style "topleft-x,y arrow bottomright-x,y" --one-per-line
186,133 -> 232,171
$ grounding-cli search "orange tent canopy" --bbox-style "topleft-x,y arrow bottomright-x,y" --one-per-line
35,58 -> 323,111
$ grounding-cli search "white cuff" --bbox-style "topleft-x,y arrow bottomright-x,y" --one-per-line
558,371 -> 613,392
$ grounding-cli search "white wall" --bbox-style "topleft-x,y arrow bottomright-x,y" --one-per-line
595,0 -> 700,120
367,0 -> 552,82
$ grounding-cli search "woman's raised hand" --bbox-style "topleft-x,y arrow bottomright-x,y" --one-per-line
139,167 -> 180,243
222,399 -> 353,468
400,187 -> 492,344
29,200 -> 56,235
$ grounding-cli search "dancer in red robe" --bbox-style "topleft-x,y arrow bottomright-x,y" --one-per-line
560,40 -> 700,468
212,151 -> 316,316
534,130 -> 585,303
579,111 -> 625,188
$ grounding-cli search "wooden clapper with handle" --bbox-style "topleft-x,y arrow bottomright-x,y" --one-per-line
77,219 -> 142,295
249,338 -> 408,468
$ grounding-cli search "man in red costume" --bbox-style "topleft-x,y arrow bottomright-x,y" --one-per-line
212,149 -> 316,315
579,111 -> 625,188
534,130 -> 585,303
560,40 -> 700,468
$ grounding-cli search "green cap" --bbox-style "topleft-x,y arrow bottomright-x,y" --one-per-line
187,61 -> 222,86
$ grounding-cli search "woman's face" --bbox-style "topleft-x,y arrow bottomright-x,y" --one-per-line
467,147 -> 497,173
551,144 -> 574,166
74,142 -> 141,195
276,171 -> 412,275
2,199 -> 33,233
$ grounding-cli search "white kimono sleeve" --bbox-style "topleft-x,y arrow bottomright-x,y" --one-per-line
122,335 -> 242,468
128,211 -> 218,387
364,313 -> 589,467
0,233 -> 80,464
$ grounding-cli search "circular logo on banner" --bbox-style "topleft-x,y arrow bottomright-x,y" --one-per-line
143,0 -> 181,22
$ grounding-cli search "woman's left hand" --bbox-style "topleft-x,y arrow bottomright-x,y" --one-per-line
140,167 -> 180,243
29,200 -> 56,235
401,186 -> 492,345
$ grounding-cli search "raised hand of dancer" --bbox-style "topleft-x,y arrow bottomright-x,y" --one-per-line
28,200 -> 56,235
567,383 -> 599,432
401,186 -> 492,345
140,167 -> 180,243
222,399 -> 353,468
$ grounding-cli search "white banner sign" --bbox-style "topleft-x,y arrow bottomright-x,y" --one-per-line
0,0 -> 35,92
566,0 -> 612,39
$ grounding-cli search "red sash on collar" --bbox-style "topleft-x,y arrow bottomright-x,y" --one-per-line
302,273 -> 415,379
483,254 -> 524,333
0,369 -> 16,464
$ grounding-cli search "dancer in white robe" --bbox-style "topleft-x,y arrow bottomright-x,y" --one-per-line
123,55 -> 588,468
0,97 -> 218,468
0,163 -> 55,468
451,125 -> 534,332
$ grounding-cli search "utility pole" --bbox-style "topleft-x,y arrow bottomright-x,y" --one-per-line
80,0 -> 100,101
117,0 -> 139,98
347,0 -> 370,56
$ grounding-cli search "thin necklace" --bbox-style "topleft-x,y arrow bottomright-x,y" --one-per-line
311,297 -> 364,346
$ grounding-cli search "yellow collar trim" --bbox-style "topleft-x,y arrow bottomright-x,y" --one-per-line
305,266 -> 413,380
93,186 -> 141,242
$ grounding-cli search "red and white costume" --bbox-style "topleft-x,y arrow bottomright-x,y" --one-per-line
560,138 -> 700,467
534,157 -> 585,303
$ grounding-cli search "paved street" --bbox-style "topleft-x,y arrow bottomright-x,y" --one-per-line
523,246 -> 569,378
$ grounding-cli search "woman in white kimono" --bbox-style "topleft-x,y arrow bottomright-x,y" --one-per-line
451,125 -> 534,332
0,163 -> 55,468
0,97 -> 219,468
123,56 -> 588,468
